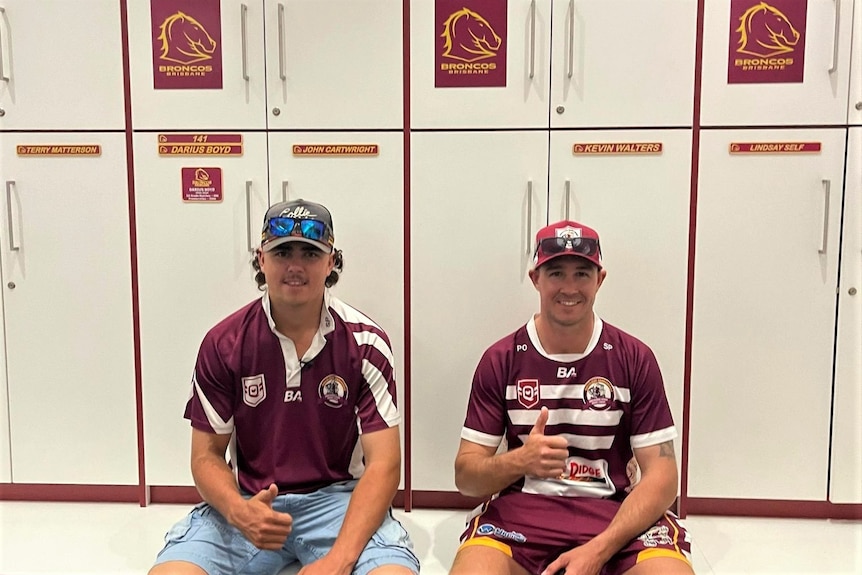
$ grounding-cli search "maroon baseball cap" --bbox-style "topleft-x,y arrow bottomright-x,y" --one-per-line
533,220 -> 602,269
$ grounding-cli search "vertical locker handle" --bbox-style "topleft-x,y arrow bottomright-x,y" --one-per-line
818,179 -> 831,254
5,180 -> 19,251
241,4 -> 249,81
0,7 -> 8,82
281,180 -> 288,202
564,179 -> 571,220
245,180 -> 254,253
829,0 -> 840,73
529,0 -> 536,79
277,3 -> 286,81
525,180 -> 533,255
567,0 -> 574,79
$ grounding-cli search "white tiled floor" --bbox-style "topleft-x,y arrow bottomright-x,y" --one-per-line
0,501 -> 860,574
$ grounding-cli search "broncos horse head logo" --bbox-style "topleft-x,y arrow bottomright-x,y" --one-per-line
158,11 -> 217,65
441,8 -> 502,63
736,2 -> 799,58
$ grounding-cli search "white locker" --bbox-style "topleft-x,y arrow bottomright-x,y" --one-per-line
410,131 -> 549,491
548,130 -> 692,462
700,0 -> 853,127
550,0 -> 697,128
847,0 -> 862,124
264,0 -> 403,129
135,132 -> 269,486
830,127 -> 862,503
410,0 -> 552,129
0,0 -> 125,130
0,230 -> 7,483
0,133 -> 137,484
268,132 -> 405,485
127,0 -> 267,130
689,129 -> 845,500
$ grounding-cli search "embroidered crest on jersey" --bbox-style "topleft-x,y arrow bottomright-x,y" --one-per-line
516,379 -> 540,408
583,376 -> 614,410
318,374 -> 348,408
637,525 -> 674,548
242,374 -> 266,407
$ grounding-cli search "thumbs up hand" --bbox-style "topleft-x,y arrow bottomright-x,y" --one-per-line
521,407 -> 569,478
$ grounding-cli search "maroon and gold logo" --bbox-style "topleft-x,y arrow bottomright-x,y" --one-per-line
319,375 -> 348,409
728,0 -> 806,84
583,377 -> 614,411
516,379 -> 539,409
157,11 -> 217,65
435,0 -> 507,88
151,0 -> 223,89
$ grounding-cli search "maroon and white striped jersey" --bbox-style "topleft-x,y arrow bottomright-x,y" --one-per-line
461,315 -> 676,499
185,290 -> 400,495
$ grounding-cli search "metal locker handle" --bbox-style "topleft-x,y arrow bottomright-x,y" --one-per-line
829,0 -> 840,73
525,180 -> 533,255
245,180 -> 254,253
529,0 -> 536,79
277,3 -> 286,81
818,179 -> 830,255
564,179 -> 571,220
241,4 -> 250,81
567,0 -> 574,79
0,7 -> 8,82
5,180 -> 19,251
281,180 -> 289,202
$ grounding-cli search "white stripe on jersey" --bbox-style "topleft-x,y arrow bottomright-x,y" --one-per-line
510,408 -> 623,427
329,297 -> 384,331
517,432 -> 614,450
193,372 -> 234,434
361,358 -> 400,428
630,425 -> 678,448
505,384 -> 632,403
461,427 -> 504,447
353,330 -> 395,367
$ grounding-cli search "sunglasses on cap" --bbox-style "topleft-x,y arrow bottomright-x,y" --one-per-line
535,236 -> 601,258
267,217 -> 329,242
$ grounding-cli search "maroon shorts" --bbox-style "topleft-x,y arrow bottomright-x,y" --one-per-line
458,491 -> 691,575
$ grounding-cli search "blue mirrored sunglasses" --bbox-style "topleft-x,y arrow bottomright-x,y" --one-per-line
267,217 -> 329,242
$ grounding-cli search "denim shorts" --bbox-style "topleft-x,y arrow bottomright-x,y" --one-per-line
153,481 -> 419,575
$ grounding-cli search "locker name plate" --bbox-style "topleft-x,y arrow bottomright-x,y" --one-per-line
292,144 -> 379,156
16,145 -> 102,156
573,143 -> 663,155
158,134 -> 243,156
182,167 -> 222,202
729,142 -> 821,154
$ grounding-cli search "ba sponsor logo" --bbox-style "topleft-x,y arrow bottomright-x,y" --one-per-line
319,374 -> 348,408
735,2 -> 799,59
557,367 -> 577,379
242,375 -> 266,407
516,379 -> 539,409
583,377 -> 614,410
284,389 -> 303,403
157,11 -> 217,65
476,523 -> 527,543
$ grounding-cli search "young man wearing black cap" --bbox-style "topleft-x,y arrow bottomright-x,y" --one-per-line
149,199 -> 418,575
450,221 -> 694,575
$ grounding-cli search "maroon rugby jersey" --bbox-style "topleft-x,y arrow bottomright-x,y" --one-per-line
185,291 -> 400,495
461,315 -> 676,499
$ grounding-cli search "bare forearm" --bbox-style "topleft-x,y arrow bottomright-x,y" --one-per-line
328,461 -> 400,567
191,452 -> 247,522
455,449 -> 526,498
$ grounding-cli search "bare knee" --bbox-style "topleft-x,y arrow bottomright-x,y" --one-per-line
148,560 -> 209,575
623,556 -> 695,575
450,545 -> 529,575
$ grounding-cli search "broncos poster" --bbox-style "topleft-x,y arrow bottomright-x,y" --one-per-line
728,0 -> 806,84
151,0 -> 223,89
435,0 -> 507,88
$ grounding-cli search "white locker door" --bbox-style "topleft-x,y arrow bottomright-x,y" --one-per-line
0,133 -> 137,484
830,127 -> 862,503
410,0 -> 552,129
689,129 -> 845,500
0,226 -> 7,483
847,0 -> 862,124
127,0 -> 267,130
550,0 -> 696,128
701,0 -> 853,126
0,0 -> 124,130
135,133 -> 269,486
548,130 -> 691,463
411,131 -> 548,492
267,132 -> 405,485
264,0 -> 402,129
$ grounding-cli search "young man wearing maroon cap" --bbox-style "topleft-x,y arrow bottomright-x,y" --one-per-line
149,199 -> 419,575
450,221 -> 693,575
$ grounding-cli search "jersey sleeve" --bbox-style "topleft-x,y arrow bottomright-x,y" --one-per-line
354,328 -> 401,434
461,344 -> 509,447
183,331 -> 236,435
628,345 -> 677,449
